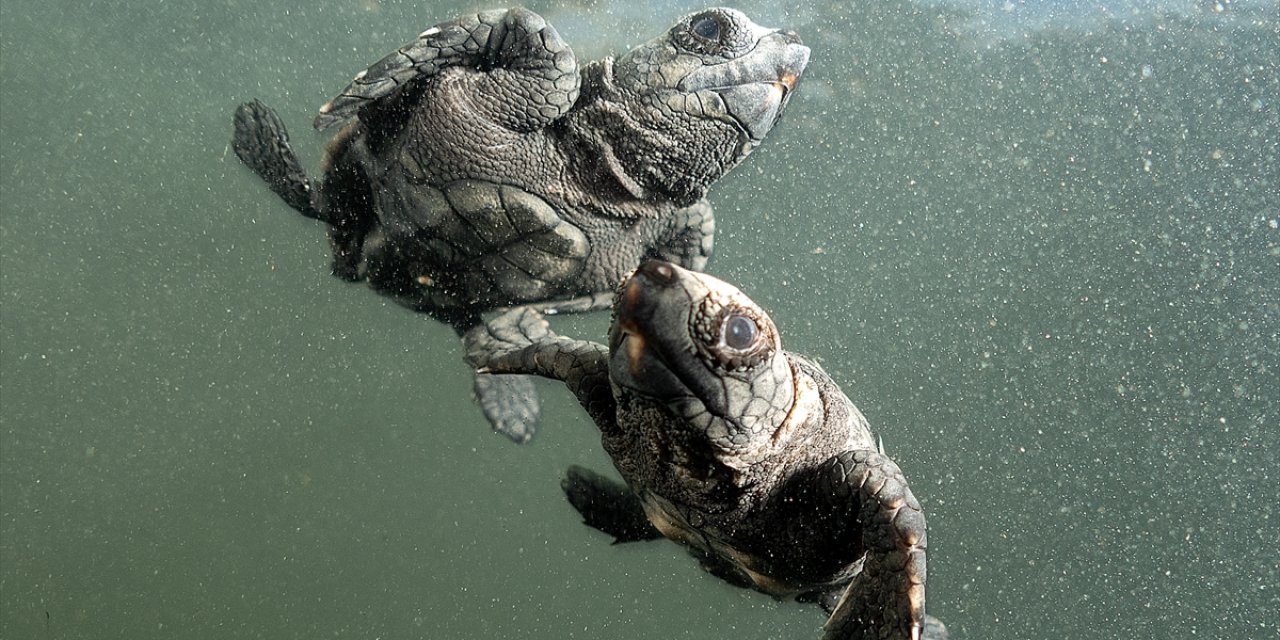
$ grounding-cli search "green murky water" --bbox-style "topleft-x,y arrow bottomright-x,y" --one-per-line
2,1 -> 1276,638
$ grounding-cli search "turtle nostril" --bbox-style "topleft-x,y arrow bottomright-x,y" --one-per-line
639,260 -> 678,284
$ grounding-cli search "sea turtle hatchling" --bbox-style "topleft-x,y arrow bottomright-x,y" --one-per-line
466,261 -> 949,640
231,7 -> 809,442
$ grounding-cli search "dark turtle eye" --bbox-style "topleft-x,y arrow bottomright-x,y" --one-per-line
694,301 -> 773,371
723,314 -> 758,350
691,15 -> 722,42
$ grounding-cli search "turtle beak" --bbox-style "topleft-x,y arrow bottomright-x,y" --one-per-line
616,284 -> 648,374
611,261 -> 680,374
618,327 -> 647,376
775,30 -> 807,94
778,70 -> 799,94
612,267 -> 645,371
697,32 -> 809,143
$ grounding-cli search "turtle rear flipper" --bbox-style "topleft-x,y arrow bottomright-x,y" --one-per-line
232,100 -> 321,219
472,372 -> 540,444
312,8 -> 579,133
562,465 -> 662,544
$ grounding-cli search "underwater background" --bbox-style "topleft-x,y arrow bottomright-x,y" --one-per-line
2,0 -> 1276,638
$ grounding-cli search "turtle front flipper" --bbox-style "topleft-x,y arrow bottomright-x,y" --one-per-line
313,8 -> 580,133
466,299 -> 609,443
465,307 -> 613,434
819,450 -> 941,640
231,100 -> 321,219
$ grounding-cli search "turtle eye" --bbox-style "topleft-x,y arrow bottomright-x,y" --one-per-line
691,14 -> 722,42
722,314 -> 758,350
694,301 -> 773,371
674,9 -> 751,58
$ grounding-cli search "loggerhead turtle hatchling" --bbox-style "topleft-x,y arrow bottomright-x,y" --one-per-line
231,7 -> 809,442
466,260 -> 949,640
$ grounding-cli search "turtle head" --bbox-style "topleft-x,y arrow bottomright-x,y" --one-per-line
580,8 -> 809,204
619,8 -> 809,143
608,261 -> 796,470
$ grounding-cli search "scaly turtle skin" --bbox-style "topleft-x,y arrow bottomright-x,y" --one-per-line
231,8 -> 808,442
467,261 -> 949,640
